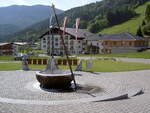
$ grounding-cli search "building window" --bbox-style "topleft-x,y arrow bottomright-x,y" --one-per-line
43,40 -> 46,43
113,42 -> 117,46
43,45 -> 46,48
55,38 -> 58,41
129,42 -> 132,46
55,43 -> 58,46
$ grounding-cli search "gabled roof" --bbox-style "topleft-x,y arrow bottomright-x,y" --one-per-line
0,42 -> 28,47
13,42 -> 28,46
60,27 -> 94,38
39,27 -> 95,39
0,43 -> 11,46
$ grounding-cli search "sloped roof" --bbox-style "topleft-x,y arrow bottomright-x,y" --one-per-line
40,28 -> 147,41
0,43 -> 11,46
85,33 -> 147,41
60,27 -> 94,38
13,42 -> 28,46
100,33 -> 146,41
39,27 -> 95,39
0,42 -> 28,47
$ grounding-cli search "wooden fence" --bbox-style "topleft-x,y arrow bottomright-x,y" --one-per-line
27,59 -> 78,66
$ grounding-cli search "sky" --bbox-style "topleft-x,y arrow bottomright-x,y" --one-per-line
0,0 -> 102,10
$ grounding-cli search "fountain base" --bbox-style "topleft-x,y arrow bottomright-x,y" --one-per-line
36,71 -> 73,89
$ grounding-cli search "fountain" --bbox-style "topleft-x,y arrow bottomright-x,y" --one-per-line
36,58 -> 73,89
36,4 -> 77,90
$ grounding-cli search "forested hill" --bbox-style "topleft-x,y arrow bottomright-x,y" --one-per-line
0,5 -> 63,38
54,0 -> 148,32
101,1 -> 150,35
0,5 -> 63,29
3,0 -> 149,42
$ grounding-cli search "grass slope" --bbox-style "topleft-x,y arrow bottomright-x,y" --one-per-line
0,56 -> 14,61
82,60 -> 150,72
100,1 -> 150,35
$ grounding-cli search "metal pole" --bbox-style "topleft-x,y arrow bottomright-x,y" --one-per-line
51,4 -> 77,90
48,29 -> 51,56
51,29 -> 54,59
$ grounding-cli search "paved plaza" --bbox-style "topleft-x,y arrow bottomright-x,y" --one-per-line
0,70 -> 150,113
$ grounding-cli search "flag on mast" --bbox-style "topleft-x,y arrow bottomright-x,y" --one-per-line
75,18 -> 80,40
63,17 -> 68,37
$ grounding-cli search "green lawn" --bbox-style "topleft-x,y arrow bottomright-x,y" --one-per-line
0,60 -> 150,72
0,56 -> 14,61
0,62 -> 22,71
0,62 -> 76,71
32,50 -> 46,54
82,60 -> 150,72
100,1 -> 150,35
29,56 -> 49,59
78,52 -> 150,59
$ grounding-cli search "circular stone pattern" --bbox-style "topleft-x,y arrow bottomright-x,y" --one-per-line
0,71 -> 142,104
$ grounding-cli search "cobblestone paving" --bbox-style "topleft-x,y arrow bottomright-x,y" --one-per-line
0,70 -> 150,112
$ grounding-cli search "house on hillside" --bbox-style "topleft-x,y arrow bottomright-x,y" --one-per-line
40,27 -> 148,55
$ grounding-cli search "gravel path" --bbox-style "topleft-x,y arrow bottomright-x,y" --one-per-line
0,70 -> 150,112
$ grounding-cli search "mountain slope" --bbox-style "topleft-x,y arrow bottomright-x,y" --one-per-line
100,1 -> 150,35
0,5 -> 63,29
0,5 -> 63,37
55,0 -> 147,32
3,19 -> 49,42
2,0 -> 149,42
0,24 -> 20,36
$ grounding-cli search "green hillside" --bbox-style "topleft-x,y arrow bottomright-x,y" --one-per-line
2,0 -> 148,42
100,1 -> 150,35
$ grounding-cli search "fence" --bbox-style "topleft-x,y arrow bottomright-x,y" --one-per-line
27,59 -> 78,66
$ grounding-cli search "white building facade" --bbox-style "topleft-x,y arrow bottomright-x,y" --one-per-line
40,28 -> 105,55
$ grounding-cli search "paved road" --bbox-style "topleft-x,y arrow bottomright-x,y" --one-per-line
0,70 -> 150,113
79,57 -> 150,64
117,58 -> 150,64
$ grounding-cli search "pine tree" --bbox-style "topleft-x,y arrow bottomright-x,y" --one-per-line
138,4 -> 150,36
145,4 -> 150,23
137,26 -> 143,36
